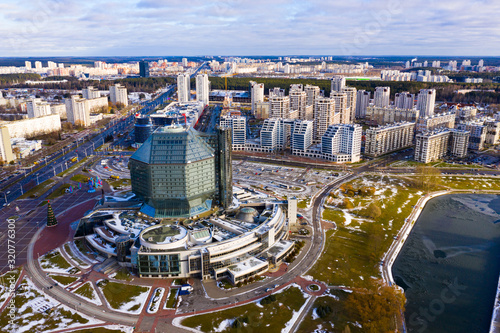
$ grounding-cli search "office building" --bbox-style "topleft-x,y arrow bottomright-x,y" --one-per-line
214,127 -> 233,209
313,96 -> 338,142
109,84 -> 129,107
250,81 -> 264,115
394,92 -> 415,109
366,106 -> 419,126
129,125 -> 216,218
331,75 -> 346,92
416,89 -> 436,118
374,87 -> 390,108
196,74 -> 210,106
365,122 -> 415,157
177,73 -> 191,103
219,115 -> 246,149
0,127 -> 14,163
321,124 -> 362,163
27,98 -> 51,119
134,115 -> 153,144
139,60 -> 150,78
82,86 -> 101,100
355,90 -> 370,118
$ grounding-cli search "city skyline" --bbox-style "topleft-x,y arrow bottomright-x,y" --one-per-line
1,0 -> 499,57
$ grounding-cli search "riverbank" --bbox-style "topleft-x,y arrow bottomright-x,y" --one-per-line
490,274 -> 500,333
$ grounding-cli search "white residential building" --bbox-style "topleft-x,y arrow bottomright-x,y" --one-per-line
304,85 -> 321,107
313,96 -> 338,142
269,88 -> 291,119
25,61 -> 32,70
220,115 -> 247,149
330,91 -> 350,124
82,86 -> 101,99
250,81 -> 264,115
27,98 -> 52,118
355,90 -> 370,118
394,92 -> 415,110
365,122 -> 415,157
374,87 -> 390,108
0,114 -> 61,139
321,124 -> 362,163
0,127 -> 13,163
414,129 -> 469,163
416,89 -> 436,118
291,120 -> 313,153
109,84 -> 128,107
289,84 -> 310,120
177,73 -> 191,103
342,87 -> 357,123
195,74 -> 210,106
331,75 -> 346,92
456,121 -> 486,150
416,112 -> 455,133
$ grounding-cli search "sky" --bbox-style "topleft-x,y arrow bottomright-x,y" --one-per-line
0,0 -> 499,57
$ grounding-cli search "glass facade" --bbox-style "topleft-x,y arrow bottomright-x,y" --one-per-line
138,254 -> 180,275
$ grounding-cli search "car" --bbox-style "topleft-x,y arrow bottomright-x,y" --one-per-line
265,288 -> 273,292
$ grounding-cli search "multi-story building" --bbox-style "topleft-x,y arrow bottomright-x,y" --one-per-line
374,87 -> 390,108
0,114 -> 61,139
416,89 -> 436,118
34,61 -> 42,70
0,127 -> 13,163
321,124 -> 362,163
254,101 -> 269,119
485,120 -> 500,145
416,112 -> 455,133
269,88 -> 292,119
260,118 -> 285,150
291,120 -> 313,154
219,115 -> 246,149
177,73 -> 190,103
109,84 -> 129,107
355,90 -> 370,118
415,129 -> 470,163
196,74 -> 210,106
250,81 -> 264,115
313,96 -> 338,142
66,96 -> 90,127
365,106 -> 419,126
289,84 -> 309,120
342,87 -> 357,124
50,104 -> 67,119
365,122 -> 415,157
456,121 -> 486,150
27,98 -> 51,118
394,92 -> 415,109
453,106 -> 477,123
330,91 -> 350,124
331,75 -> 346,92
139,60 -> 150,78
304,85 -> 321,107
82,86 -> 101,100
25,61 -> 31,70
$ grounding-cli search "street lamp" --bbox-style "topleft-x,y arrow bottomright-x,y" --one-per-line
3,191 -> 10,204
36,174 -> 39,185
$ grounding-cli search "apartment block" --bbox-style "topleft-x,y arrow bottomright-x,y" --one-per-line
365,122 -> 415,157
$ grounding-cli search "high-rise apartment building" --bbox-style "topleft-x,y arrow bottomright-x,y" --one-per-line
0,127 -> 14,163
414,129 -> 469,163
366,106 -> 419,126
416,112 -> 455,132
25,61 -> 32,70
109,84 -> 128,107
250,81 -> 264,115
355,90 -> 370,118
289,84 -> 309,120
82,86 -> 100,100
34,61 -> 42,70
456,121 -> 486,150
269,88 -> 291,119
291,120 -> 313,153
304,85 -> 321,107
27,98 -> 52,119
219,115 -> 246,149
374,87 -> 390,108
394,92 -> 415,109
330,91 -> 350,124
195,74 -> 210,106
177,73 -> 190,103
342,87 -> 357,123
416,89 -> 436,118
331,75 -> 346,92
321,124 -> 362,163
313,97 -> 338,142
365,122 -> 415,157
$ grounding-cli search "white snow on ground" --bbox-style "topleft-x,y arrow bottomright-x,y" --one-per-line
213,319 -> 235,332
74,282 -> 102,306
302,275 -> 314,281
38,248 -> 78,274
147,287 -> 165,314
100,325 -> 134,332
343,210 -> 353,226
312,307 -> 319,320
2,277 -> 104,333
397,208 -> 402,214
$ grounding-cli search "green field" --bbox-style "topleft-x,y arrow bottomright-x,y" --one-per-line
97,280 -> 149,311
19,179 -> 57,199
50,275 -> 78,286
40,250 -> 72,271
181,286 -> 307,333
74,282 -> 97,302
165,288 -> 178,308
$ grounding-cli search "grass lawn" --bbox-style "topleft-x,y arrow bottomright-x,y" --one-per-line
50,275 -> 78,286
63,243 -> 87,267
40,250 -> 72,271
296,290 -> 356,333
19,179 -> 57,199
70,173 -> 90,183
58,157 -> 89,177
97,280 -> 149,311
165,289 -> 178,308
113,268 -> 131,281
309,175 -> 420,288
107,178 -> 131,189
436,176 -> 500,191
181,286 -> 307,333
297,199 -> 310,209
0,267 -> 22,306
46,183 -> 72,200
74,282 -> 97,301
